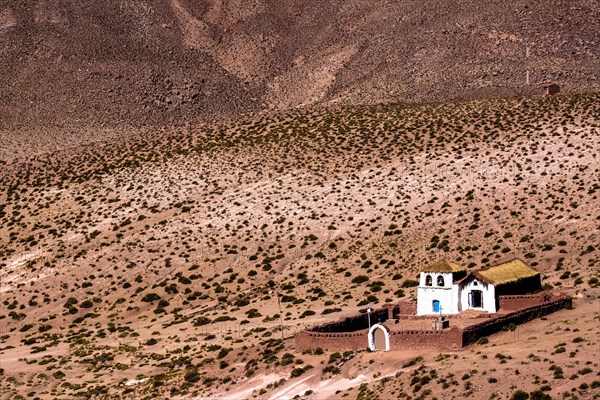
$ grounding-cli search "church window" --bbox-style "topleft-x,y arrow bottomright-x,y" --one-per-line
425,275 -> 432,286
437,275 -> 445,287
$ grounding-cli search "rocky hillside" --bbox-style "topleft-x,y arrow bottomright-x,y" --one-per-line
1,0 -> 599,128
0,92 -> 598,399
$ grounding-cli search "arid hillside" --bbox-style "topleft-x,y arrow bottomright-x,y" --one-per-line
0,93 -> 598,399
1,0 -> 599,130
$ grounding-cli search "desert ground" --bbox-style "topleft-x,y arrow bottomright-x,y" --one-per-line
0,92 -> 599,399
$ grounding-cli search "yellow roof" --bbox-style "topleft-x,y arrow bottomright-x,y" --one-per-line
422,258 -> 466,273
476,259 -> 539,285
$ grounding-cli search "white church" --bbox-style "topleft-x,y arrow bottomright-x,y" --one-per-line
416,258 -> 541,316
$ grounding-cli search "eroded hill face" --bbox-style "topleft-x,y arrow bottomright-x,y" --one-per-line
1,0 -> 599,129
0,93 -> 598,398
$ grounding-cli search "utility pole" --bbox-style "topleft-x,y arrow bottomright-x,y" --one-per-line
524,2 -> 531,88
366,304 -> 373,350
526,46 -> 530,86
277,291 -> 284,341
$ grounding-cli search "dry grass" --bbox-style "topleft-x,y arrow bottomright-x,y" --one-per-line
476,259 -> 539,285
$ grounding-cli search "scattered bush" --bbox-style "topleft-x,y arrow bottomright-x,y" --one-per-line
511,390 -> 529,400
351,275 -> 369,284
141,293 -> 161,303
401,279 -> 419,288
403,356 -> 423,368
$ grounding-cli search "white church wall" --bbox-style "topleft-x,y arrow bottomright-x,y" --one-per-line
459,279 -> 496,313
416,272 -> 460,315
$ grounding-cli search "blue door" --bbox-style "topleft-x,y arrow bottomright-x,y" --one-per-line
433,300 -> 440,313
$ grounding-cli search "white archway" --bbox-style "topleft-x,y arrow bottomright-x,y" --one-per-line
368,323 -> 390,352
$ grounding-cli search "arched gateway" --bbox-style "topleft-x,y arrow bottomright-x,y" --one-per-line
367,323 -> 390,352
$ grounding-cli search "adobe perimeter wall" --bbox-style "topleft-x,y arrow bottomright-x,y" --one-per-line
295,307 -> 389,351
295,325 -> 464,352
295,330 -> 367,352
396,300 -> 417,316
498,291 -> 554,311
310,308 -> 389,333
462,294 -> 571,346
294,294 -> 572,352
390,327 -> 462,350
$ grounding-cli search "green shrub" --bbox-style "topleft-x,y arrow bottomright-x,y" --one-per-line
401,279 -> 419,288
290,365 -> 313,378
280,353 -> 295,366
300,310 -> 316,318
529,389 -> 551,400
234,298 -> 250,307
246,309 -> 262,318
217,348 -> 230,359
328,352 -> 342,364
53,370 -> 65,379
193,317 -> 211,326
403,356 -> 423,368
141,293 -> 161,303
323,365 -> 341,375
511,390 -> 529,400
351,275 -> 369,284
477,337 -> 489,345
157,299 -> 170,308
80,300 -> 93,308
184,370 -> 200,383
63,297 -> 78,308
